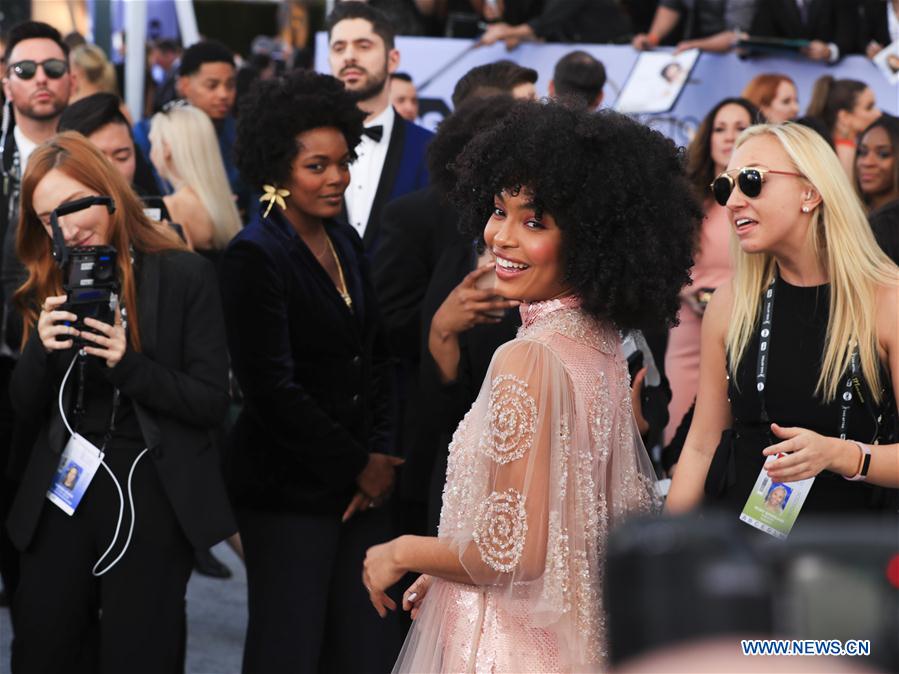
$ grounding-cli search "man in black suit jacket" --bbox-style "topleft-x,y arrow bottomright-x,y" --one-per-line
750,0 -> 861,61
327,2 -> 432,253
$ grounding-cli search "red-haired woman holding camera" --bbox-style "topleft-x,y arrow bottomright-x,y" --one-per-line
7,131 -> 235,672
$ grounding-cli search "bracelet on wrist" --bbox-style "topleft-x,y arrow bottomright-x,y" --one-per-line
843,441 -> 871,482
647,33 -> 660,47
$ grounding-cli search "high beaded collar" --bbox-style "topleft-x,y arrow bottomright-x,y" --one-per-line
519,295 -> 582,328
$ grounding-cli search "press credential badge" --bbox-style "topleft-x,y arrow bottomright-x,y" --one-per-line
47,433 -> 104,516
739,453 -> 814,539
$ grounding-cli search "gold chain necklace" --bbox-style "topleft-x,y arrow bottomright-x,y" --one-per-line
325,235 -> 353,310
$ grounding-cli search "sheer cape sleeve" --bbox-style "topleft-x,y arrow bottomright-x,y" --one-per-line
417,328 -> 660,670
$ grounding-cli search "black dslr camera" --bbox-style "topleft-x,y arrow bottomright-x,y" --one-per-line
50,196 -> 119,335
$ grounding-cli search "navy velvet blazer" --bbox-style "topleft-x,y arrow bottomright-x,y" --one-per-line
220,213 -> 393,515
358,115 -> 433,253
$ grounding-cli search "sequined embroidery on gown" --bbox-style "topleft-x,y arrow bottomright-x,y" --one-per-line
393,296 -> 660,673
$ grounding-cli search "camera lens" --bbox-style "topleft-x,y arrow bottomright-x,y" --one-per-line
94,257 -> 114,282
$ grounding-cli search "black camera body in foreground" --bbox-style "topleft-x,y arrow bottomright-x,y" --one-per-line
48,196 -> 119,337
62,245 -> 118,335
605,513 -> 899,672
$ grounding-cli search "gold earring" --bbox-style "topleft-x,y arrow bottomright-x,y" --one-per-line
259,185 -> 290,218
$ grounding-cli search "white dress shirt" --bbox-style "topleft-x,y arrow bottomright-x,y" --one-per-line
346,105 -> 395,239
13,126 -> 39,175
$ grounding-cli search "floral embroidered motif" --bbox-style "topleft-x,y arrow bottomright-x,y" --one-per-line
479,374 -> 537,464
473,488 -> 528,572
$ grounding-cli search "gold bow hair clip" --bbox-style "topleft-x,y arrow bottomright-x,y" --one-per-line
259,185 -> 290,218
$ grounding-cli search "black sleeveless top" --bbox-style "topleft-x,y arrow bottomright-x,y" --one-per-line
711,276 -> 897,515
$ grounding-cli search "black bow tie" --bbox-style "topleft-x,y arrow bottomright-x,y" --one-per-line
363,125 -> 384,142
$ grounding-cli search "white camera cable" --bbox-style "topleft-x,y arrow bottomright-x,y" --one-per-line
59,351 -> 149,576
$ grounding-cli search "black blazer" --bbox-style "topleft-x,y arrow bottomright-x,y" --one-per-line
372,188 -> 468,502
750,0 -> 860,56
7,250 -> 236,551
373,187 -> 467,360
220,213 -> 392,515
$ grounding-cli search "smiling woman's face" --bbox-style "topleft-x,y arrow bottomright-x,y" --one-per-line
32,168 -> 112,247
284,126 -> 352,222
484,188 -> 567,302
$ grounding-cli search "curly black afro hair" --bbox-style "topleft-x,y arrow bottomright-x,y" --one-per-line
427,94 -> 516,195
235,70 -> 365,190
451,101 -> 701,330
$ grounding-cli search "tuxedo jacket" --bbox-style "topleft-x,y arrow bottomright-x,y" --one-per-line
7,250 -> 237,551
357,114 -> 433,253
749,0 -> 860,56
220,213 -> 393,515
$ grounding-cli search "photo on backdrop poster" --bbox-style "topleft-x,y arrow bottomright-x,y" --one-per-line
614,49 -> 700,115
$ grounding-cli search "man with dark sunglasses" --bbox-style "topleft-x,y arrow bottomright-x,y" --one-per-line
0,20 -> 71,617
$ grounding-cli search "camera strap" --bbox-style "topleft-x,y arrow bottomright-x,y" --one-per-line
72,350 -> 121,449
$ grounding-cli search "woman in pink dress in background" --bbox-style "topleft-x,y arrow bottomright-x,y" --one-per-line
362,102 -> 700,672
664,98 -> 758,446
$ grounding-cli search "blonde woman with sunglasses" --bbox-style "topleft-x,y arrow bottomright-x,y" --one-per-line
667,123 -> 899,522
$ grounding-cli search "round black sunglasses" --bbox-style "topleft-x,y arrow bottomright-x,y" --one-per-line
710,167 -> 803,206
10,58 -> 68,81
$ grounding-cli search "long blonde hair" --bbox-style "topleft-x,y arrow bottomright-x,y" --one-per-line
149,105 -> 241,249
727,123 -> 899,403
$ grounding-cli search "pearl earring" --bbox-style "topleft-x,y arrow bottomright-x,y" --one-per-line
802,206 -> 810,213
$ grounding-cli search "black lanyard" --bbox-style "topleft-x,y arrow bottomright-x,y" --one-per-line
755,273 -> 859,441
73,350 -> 121,452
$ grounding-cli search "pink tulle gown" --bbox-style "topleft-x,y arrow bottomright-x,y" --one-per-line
393,296 -> 660,673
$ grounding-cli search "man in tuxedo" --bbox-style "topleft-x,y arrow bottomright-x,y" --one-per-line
327,2 -> 432,253
749,0 -> 861,61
